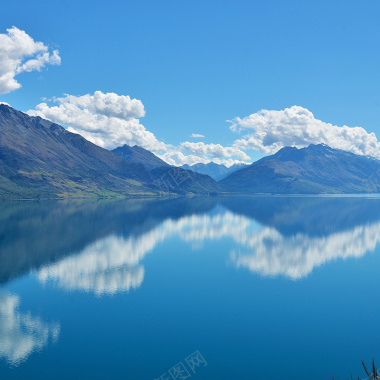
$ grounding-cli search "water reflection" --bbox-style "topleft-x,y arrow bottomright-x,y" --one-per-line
37,209 -> 250,294
0,197 -> 217,286
2,196 -> 380,376
1,196 -> 380,293
0,292 -> 60,366
32,197 -> 380,294
37,233 -> 152,295
230,220 -> 380,279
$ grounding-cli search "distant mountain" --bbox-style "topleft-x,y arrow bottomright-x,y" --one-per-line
219,144 -> 380,194
0,105 -> 219,198
112,144 -> 221,194
181,162 -> 248,181
149,166 -> 221,194
112,144 -> 169,170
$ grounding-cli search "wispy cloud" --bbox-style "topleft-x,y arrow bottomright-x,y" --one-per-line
190,133 -> 204,138
0,27 -> 61,94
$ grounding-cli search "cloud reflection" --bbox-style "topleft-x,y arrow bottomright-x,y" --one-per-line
37,233 -> 155,295
0,292 -> 60,366
230,221 -> 380,279
37,207 -> 380,293
169,212 -> 380,279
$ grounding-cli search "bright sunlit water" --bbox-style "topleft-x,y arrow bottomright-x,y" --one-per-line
0,196 -> 380,379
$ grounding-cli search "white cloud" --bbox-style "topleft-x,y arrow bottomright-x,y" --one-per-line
27,90 -> 252,165
208,158 -> 248,167
158,150 -> 247,167
0,292 -> 60,366
230,105 -> 380,158
16,50 -> 61,73
190,133 -> 205,138
56,91 -> 145,120
158,151 -> 209,166
0,26 -> 61,94
180,141 -> 250,161
27,91 -> 166,151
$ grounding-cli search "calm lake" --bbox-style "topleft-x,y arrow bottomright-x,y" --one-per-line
0,196 -> 380,379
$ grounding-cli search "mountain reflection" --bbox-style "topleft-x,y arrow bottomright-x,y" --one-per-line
1,196 -> 380,294
37,211 -> 230,295
0,292 -> 60,366
0,197 -> 217,286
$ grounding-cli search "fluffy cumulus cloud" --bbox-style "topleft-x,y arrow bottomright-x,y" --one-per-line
158,149 -> 248,167
28,91 -> 167,151
180,142 -> 250,161
230,105 -> 380,158
158,151 -> 210,166
27,90 -> 251,166
57,91 -> 145,120
0,26 -> 61,94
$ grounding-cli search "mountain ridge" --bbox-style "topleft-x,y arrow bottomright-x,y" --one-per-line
181,162 -> 248,181
2,104 -> 380,197
219,144 -> 380,194
0,104 -> 220,198
111,143 -> 221,194
112,144 -> 169,170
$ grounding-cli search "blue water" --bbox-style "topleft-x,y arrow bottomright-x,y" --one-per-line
0,196 -> 379,379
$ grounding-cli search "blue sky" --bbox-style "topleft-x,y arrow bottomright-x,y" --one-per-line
1,0 -> 380,165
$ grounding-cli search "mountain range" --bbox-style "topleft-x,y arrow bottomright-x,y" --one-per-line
0,104 -> 219,198
112,144 -> 169,170
1,104 -> 380,198
220,143 -> 380,194
111,143 -> 221,194
181,162 -> 248,181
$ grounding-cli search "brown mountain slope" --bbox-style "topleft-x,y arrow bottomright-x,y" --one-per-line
219,144 -> 380,194
0,104 -> 156,198
0,104 -> 221,198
